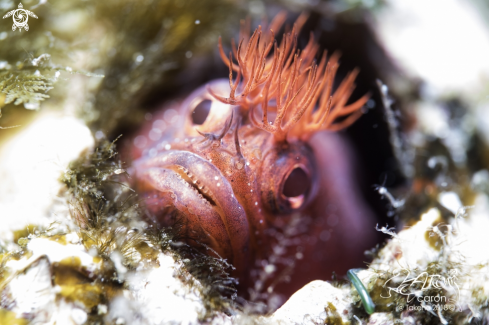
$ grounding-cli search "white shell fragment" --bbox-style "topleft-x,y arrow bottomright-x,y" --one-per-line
267,280 -> 352,325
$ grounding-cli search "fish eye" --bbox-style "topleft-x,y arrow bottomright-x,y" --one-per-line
259,145 -> 317,215
191,99 -> 212,125
282,167 -> 311,209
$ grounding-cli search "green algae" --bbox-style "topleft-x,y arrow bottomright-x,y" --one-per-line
324,302 -> 345,325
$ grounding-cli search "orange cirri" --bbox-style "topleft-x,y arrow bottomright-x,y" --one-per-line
127,12 -> 376,305
209,11 -> 369,142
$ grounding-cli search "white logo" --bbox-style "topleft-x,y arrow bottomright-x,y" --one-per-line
3,3 -> 38,32
381,268 -> 462,313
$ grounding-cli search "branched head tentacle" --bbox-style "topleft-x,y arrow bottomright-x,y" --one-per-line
233,114 -> 243,158
196,110 -> 234,147
211,13 -> 369,142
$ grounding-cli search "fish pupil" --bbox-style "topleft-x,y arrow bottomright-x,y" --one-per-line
191,99 -> 212,125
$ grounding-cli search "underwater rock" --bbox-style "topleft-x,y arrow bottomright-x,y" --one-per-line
373,0 -> 489,96
1,237 -> 101,324
0,114 -> 93,233
1,231 -> 214,325
259,193 -> 489,324
267,280 -> 352,324
108,252 -> 207,325
359,196 -> 489,323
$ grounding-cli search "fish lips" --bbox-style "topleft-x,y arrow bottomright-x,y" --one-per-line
133,150 -> 250,274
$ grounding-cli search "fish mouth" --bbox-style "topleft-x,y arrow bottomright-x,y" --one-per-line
171,165 -> 219,208
133,150 -> 250,274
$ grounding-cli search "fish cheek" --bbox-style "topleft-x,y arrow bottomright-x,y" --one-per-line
296,132 -> 377,283
264,189 -> 279,214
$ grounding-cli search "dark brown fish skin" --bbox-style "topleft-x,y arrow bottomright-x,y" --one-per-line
127,79 -> 376,298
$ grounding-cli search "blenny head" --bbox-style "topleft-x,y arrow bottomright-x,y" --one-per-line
129,12 -> 371,296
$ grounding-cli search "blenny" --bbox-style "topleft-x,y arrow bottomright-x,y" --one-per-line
128,13 -> 376,299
